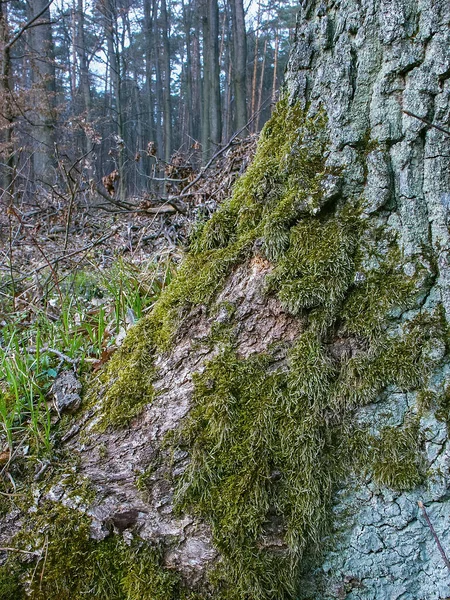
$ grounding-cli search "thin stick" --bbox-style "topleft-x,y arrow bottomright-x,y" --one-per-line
418,500 -> 450,573
0,547 -> 38,555
403,110 -> 450,137
28,346 -> 78,366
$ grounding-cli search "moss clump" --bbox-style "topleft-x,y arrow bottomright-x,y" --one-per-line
174,309 -> 444,599
341,246 -> 424,339
0,565 -> 23,600
333,313 -> 440,413
97,317 -> 158,429
3,505 -> 179,600
370,420 -> 424,490
266,217 -> 358,319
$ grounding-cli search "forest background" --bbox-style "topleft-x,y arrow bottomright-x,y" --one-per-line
0,0 -> 297,202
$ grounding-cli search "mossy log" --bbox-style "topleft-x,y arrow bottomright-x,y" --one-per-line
2,0 -> 450,598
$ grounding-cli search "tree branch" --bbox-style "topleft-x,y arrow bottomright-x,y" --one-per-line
5,0 -> 54,50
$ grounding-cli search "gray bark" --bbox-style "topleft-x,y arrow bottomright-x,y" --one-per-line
285,0 -> 450,597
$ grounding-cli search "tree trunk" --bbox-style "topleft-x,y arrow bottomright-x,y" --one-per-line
2,1 -> 450,599
206,0 -> 221,149
76,0 -> 92,125
229,0 -> 247,133
28,0 -> 57,184
101,0 -> 126,201
160,0 -> 172,163
0,1 -> 13,199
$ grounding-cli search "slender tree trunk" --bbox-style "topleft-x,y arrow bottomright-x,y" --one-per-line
201,0 -> 210,161
250,28 -> 259,130
271,29 -> 279,106
256,38 -> 267,130
152,0 -> 164,164
160,0 -> 172,163
143,0 -> 157,180
207,0 -> 221,148
101,0 -> 125,200
181,0 -> 193,146
28,0 -> 57,183
192,3 -> 202,145
229,0 -> 247,133
75,0 -> 92,156
0,1 -> 13,199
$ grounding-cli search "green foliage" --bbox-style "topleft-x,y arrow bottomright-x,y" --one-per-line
333,314 -> 439,413
2,505 -> 179,600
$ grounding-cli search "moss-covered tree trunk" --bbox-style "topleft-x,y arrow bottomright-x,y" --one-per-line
2,1 -> 450,599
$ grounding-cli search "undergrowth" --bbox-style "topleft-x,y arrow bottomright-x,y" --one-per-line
0,257 -> 174,458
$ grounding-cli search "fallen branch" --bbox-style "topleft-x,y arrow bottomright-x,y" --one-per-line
28,346 -> 79,366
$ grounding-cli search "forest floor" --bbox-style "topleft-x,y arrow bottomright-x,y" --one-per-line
0,134 -> 256,466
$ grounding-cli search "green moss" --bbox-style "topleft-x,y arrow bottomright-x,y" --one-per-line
174,309 -> 446,599
370,419 -> 424,490
0,565 -> 24,600
435,385 -> 450,426
4,504 -> 179,600
333,319 -> 433,413
96,317 -> 158,429
266,217 -> 358,319
341,246 -> 422,339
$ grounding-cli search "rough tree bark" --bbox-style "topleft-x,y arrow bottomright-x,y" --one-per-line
1,1 -> 450,599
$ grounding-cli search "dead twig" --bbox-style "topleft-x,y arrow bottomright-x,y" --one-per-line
403,110 -> 450,137
0,547 -> 39,555
418,500 -> 450,573
28,346 -> 79,366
